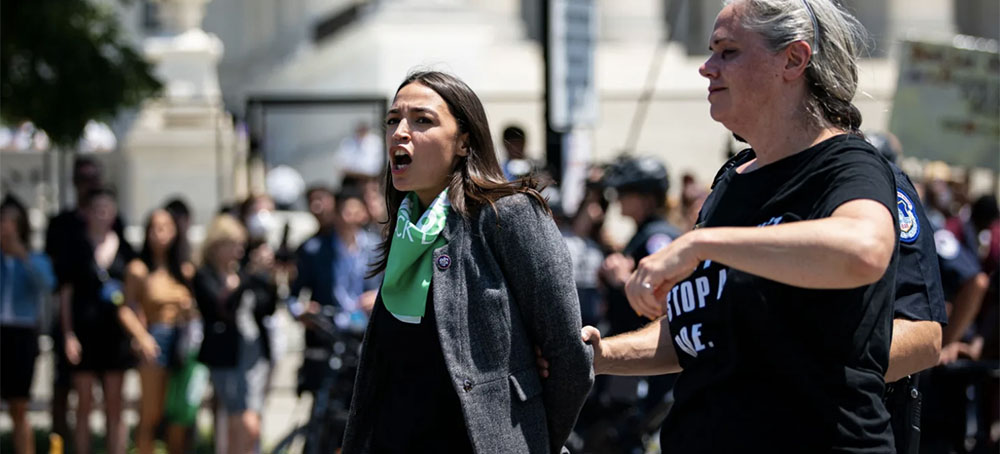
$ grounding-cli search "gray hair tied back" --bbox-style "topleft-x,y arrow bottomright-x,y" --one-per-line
800,0 -> 820,55
726,0 -> 870,133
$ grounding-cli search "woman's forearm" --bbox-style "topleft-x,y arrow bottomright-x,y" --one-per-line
598,317 -> 681,376
690,200 -> 895,289
117,306 -> 150,341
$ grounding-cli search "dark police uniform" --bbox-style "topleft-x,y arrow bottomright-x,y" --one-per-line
606,217 -> 681,335
885,164 -> 947,454
598,157 -> 682,452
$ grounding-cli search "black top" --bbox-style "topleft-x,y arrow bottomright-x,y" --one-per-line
662,135 -> 899,453
63,233 -> 136,371
194,266 -> 277,368
45,209 -> 126,288
370,293 -> 472,453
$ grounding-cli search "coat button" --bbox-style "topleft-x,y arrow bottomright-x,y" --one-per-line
462,379 -> 473,392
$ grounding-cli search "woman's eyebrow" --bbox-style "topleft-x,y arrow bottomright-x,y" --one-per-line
386,106 -> 438,116
709,37 -> 735,51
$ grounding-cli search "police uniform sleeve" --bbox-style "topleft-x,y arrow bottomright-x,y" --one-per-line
935,228 -> 982,300
892,168 -> 948,324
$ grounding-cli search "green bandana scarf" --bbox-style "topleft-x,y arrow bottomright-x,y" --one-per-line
381,189 -> 450,324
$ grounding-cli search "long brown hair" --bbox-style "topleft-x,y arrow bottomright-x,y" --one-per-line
369,71 -> 548,276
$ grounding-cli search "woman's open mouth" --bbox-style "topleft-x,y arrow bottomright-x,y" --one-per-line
391,149 -> 412,174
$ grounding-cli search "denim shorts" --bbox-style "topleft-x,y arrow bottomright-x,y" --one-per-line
210,338 -> 268,414
149,323 -> 179,367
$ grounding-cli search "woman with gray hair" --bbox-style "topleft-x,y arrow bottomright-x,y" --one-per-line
581,0 -> 900,451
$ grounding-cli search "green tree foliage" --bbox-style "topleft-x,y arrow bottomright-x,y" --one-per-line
0,0 -> 162,147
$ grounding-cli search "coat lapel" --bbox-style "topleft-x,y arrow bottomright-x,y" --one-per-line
431,210 -> 470,365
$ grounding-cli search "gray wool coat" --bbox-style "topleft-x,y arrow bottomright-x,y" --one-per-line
342,193 -> 595,454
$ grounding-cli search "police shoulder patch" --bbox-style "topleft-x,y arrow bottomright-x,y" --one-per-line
303,238 -> 321,254
896,190 -> 920,243
934,229 -> 960,260
646,233 -> 673,255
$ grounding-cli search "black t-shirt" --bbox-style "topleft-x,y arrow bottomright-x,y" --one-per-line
661,135 -> 899,453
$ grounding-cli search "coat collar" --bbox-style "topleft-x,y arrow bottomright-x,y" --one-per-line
439,207 -> 465,243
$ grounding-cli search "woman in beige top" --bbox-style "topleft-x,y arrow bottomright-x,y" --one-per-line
119,209 -> 196,454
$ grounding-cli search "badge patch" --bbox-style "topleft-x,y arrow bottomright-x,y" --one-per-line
896,190 -> 920,243
934,229 -> 960,260
646,234 -> 673,255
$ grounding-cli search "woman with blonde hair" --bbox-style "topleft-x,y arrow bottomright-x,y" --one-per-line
194,215 -> 276,454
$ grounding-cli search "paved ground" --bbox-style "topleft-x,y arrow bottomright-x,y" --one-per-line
0,308 -> 310,451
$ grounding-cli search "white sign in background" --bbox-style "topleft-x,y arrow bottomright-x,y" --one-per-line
889,39 -> 999,170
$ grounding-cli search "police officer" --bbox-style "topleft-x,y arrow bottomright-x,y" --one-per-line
600,156 -> 682,336
594,156 -> 682,451
868,132 -> 948,454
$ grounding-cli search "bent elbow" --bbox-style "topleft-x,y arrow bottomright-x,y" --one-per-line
848,236 -> 894,286
926,323 -> 943,361
913,321 -> 943,373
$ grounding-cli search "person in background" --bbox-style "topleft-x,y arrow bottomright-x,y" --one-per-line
922,177 -> 990,364
330,188 -> 381,314
592,155 -> 682,452
919,178 -> 994,453
289,185 -> 380,395
60,188 -> 136,454
118,209 -> 196,454
501,125 -> 534,181
362,177 -> 388,234
672,172 -> 710,233
44,157 -> 122,440
239,194 -> 276,244
195,215 -> 276,454
1,195 -> 56,454
164,197 -> 193,260
968,195 -> 999,276
968,195 -> 999,451
289,186 -> 338,395
559,191 -> 608,329
599,156 -> 682,337
335,122 -> 385,180
856,132 -> 947,454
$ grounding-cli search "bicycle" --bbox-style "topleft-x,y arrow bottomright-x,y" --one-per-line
271,306 -> 367,454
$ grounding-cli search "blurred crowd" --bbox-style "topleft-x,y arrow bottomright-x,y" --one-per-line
0,124 -> 997,454
0,154 -> 388,454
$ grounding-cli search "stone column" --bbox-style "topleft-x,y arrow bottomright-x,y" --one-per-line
120,0 -> 240,228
